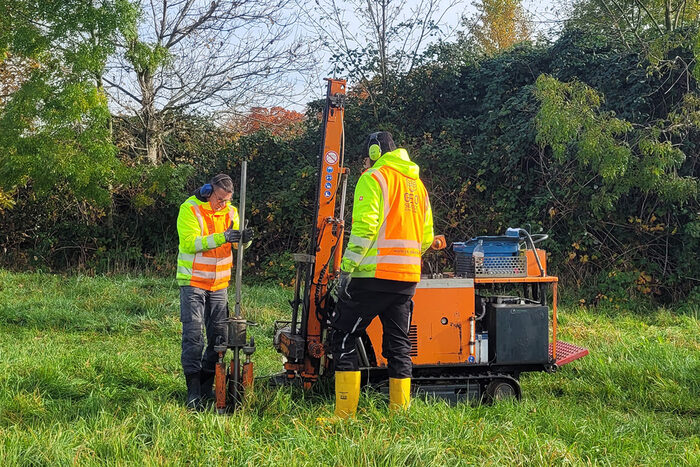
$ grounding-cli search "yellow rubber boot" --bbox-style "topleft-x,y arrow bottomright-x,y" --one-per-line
389,377 -> 411,411
334,371 -> 361,418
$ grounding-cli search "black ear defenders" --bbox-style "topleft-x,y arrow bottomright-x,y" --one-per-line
368,132 -> 381,161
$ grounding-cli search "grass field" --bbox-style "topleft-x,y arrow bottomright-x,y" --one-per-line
0,270 -> 698,465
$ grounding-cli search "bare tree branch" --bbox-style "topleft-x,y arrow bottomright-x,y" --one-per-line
296,0 -> 463,101
595,0 -> 631,49
607,0 -> 647,47
633,0 -> 665,33
105,0 -> 315,163
103,76 -> 143,103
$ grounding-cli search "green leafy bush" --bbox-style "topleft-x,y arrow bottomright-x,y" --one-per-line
1,27 -> 698,303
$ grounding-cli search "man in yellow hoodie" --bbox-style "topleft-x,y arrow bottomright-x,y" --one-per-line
330,131 -> 434,417
176,174 -> 252,409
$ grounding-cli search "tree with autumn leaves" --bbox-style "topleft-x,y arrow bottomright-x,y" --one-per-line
468,0 -> 532,54
224,107 -> 305,139
0,52 -> 36,212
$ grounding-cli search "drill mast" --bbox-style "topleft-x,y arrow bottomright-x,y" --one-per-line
276,78 -> 347,388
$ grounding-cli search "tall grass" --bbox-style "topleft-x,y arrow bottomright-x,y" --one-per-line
0,271 -> 698,465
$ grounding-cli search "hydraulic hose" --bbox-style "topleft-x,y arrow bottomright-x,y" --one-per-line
515,228 -> 545,277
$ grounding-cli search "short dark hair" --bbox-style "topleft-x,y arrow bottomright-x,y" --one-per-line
365,131 -> 396,157
210,174 -> 233,193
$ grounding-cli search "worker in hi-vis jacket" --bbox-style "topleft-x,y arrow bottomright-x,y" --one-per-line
176,174 -> 253,410
330,131 -> 434,417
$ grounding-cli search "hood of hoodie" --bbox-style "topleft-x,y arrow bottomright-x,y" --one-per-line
372,148 -> 419,179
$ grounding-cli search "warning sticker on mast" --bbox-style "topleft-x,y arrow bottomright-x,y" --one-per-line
324,151 -> 338,165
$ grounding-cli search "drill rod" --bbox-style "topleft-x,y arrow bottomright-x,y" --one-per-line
234,160 -> 247,318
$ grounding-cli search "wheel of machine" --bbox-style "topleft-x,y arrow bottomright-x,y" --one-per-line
484,379 -> 519,403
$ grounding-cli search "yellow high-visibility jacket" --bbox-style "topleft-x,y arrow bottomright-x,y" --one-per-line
341,148 -> 434,282
176,195 -> 239,291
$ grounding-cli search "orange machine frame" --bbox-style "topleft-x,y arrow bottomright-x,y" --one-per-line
280,78 -> 347,388
366,263 -> 560,366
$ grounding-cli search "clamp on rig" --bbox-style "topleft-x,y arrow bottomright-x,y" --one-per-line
214,317 -> 256,413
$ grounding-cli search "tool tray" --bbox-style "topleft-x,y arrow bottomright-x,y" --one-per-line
455,255 -> 527,278
453,236 -> 526,278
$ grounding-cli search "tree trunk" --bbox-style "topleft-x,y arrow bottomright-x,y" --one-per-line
145,118 -> 159,165
138,71 -> 159,165
380,0 -> 387,93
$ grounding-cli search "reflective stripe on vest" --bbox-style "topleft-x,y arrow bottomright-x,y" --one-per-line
355,166 -> 428,282
177,200 -> 235,291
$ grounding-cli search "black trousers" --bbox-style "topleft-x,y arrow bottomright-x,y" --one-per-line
179,286 -> 228,376
330,284 -> 414,379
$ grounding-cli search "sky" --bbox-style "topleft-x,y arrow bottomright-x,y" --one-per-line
284,0 -> 569,111
105,1 -> 572,116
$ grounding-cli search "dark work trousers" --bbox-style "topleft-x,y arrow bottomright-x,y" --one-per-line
330,284 -> 414,379
179,286 -> 228,376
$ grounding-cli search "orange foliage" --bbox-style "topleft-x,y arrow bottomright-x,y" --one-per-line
348,83 -> 370,101
226,106 -> 305,138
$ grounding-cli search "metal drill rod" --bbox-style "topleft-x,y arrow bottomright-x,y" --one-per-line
333,170 -> 349,276
291,265 -> 302,335
227,160 -> 248,410
234,160 -> 247,318
232,342 -> 241,407
338,170 -> 348,221
338,118 -> 347,221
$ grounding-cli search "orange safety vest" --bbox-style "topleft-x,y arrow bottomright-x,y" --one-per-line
177,197 -> 237,291
370,165 -> 430,282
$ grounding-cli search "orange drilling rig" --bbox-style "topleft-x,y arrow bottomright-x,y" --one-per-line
270,78 -> 588,402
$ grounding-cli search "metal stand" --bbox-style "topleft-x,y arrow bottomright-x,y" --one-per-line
213,160 -> 256,413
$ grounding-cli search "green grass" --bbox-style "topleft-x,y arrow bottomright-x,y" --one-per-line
0,270 -> 698,465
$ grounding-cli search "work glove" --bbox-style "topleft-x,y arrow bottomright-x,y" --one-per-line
223,228 -> 241,243
224,227 -> 254,244
241,227 -> 253,243
337,271 -> 351,301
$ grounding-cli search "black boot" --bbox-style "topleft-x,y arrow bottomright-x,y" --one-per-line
200,370 -> 216,403
185,373 -> 202,410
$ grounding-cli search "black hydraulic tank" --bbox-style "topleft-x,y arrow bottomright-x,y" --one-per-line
487,303 -> 549,364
